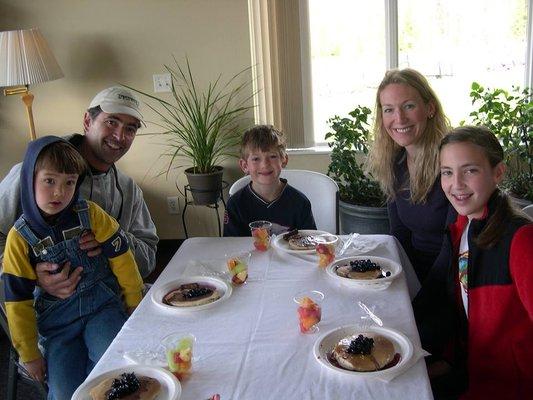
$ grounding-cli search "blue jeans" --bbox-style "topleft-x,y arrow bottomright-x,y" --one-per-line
15,203 -> 128,400
36,276 -> 127,400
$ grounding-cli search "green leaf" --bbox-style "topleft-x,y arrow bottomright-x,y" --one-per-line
123,56 -> 257,175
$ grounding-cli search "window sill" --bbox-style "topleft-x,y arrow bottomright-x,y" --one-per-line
287,145 -> 331,155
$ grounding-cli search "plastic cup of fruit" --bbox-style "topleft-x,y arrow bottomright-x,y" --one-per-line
161,333 -> 196,380
226,251 -> 251,285
293,290 -> 324,334
315,235 -> 338,268
249,220 -> 272,251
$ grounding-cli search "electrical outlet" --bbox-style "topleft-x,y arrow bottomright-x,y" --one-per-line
153,73 -> 172,93
167,196 -> 180,214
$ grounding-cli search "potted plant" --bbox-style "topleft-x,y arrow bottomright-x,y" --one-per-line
465,82 -> 532,205
325,105 -> 389,234
125,57 -> 255,205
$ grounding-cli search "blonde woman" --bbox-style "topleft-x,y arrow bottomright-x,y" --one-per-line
368,68 -> 453,282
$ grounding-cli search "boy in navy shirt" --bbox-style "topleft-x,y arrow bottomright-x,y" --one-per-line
224,125 -> 316,236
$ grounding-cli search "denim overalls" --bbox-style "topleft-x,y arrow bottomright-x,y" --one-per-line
14,200 -> 128,400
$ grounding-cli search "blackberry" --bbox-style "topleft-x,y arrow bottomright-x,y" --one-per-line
346,334 -> 374,355
106,372 -> 140,399
183,287 -> 210,299
349,259 -> 380,273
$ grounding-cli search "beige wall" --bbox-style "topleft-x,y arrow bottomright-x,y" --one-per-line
0,0 -> 330,239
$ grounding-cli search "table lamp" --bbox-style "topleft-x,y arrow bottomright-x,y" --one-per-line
0,28 -> 64,141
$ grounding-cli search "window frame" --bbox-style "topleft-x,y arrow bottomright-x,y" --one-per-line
249,0 -> 533,149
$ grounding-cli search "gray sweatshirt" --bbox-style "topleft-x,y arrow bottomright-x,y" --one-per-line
0,134 -> 158,278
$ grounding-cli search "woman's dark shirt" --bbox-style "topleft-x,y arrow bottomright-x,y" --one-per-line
388,152 -> 452,282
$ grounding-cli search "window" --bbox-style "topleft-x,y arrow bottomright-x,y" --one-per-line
396,0 -> 529,128
249,0 -> 532,148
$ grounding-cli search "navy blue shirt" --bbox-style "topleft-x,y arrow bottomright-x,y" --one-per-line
388,153 -> 453,282
223,179 -> 316,237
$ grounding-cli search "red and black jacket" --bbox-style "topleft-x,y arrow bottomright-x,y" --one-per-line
414,194 -> 533,399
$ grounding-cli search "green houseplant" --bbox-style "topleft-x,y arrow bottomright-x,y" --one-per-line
325,105 -> 388,234
125,57 -> 255,205
465,82 -> 532,204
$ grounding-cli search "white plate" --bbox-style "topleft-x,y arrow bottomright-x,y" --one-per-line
326,256 -> 402,290
272,230 -> 338,254
72,365 -> 181,400
313,325 -> 414,378
151,276 -> 232,313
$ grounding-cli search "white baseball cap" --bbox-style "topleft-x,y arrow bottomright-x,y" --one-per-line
88,86 -> 144,125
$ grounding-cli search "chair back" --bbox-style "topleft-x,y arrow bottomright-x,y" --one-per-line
229,169 -> 339,234
522,204 -> 533,218
1,278 -> 48,399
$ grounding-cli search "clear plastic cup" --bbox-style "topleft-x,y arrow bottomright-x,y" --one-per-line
315,235 -> 338,268
226,251 -> 251,285
249,221 -> 272,251
293,290 -> 324,334
161,333 -> 196,380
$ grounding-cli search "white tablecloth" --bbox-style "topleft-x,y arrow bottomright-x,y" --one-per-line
86,235 -> 432,400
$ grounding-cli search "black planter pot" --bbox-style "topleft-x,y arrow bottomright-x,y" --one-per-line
184,166 -> 224,205
339,200 -> 390,235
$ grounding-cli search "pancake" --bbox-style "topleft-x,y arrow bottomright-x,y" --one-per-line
336,265 -> 383,280
163,282 -> 221,307
89,372 -> 161,400
332,334 -> 395,372
288,235 -> 321,250
282,229 -> 299,241
335,259 -> 387,280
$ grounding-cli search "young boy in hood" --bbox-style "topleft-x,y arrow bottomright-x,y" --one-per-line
2,136 -> 143,400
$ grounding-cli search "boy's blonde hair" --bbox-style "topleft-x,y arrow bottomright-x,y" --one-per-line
35,141 -> 87,176
367,68 -> 450,203
240,125 -> 287,159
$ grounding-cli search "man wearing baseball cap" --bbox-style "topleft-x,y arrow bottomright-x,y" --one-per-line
0,86 -> 158,298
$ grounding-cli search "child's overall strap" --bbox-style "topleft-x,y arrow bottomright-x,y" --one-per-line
73,199 -> 92,231
13,216 -> 54,258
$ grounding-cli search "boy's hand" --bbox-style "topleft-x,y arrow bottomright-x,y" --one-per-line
23,356 -> 46,382
79,230 -> 102,257
36,261 -> 83,299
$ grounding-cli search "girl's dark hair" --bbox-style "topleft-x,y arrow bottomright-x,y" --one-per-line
35,141 -> 87,176
440,125 -> 530,248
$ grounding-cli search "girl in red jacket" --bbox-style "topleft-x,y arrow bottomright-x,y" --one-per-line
416,125 -> 532,399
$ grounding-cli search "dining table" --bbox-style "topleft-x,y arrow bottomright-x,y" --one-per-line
83,234 -> 433,400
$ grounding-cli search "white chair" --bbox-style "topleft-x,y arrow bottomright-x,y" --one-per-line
228,169 -> 339,234
522,204 -> 533,218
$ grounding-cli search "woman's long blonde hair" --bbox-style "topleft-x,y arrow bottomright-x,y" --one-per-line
367,68 -> 450,203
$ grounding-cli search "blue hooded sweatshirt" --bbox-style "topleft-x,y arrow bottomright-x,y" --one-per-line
19,135 -> 86,243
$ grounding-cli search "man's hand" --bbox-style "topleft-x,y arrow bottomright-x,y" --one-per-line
36,261 -> 82,299
79,230 -> 102,257
23,356 -> 46,382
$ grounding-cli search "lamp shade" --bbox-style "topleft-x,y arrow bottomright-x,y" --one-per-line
0,28 -> 64,88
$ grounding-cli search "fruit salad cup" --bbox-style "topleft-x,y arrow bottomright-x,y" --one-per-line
293,290 -> 324,334
226,251 -> 251,285
316,235 -> 338,268
161,333 -> 196,380
249,221 -> 272,251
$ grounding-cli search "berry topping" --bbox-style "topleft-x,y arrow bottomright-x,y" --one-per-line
106,372 -> 140,399
346,334 -> 374,355
183,287 -> 211,299
348,259 -> 381,273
